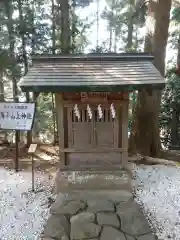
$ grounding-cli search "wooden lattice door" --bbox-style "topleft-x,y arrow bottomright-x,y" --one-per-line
67,104 -> 118,149
66,103 -> 121,165
93,106 -> 118,148
68,105 -> 93,149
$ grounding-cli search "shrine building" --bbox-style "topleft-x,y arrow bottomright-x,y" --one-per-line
19,53 -> 164,171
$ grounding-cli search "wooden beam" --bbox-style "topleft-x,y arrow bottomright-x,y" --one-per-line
55,93 -> 65,167
118,105 -> 122,148
60,164 -> 124,172
59,148 -> 127,153
121,100 -> 129,166
63,100 -> 128,106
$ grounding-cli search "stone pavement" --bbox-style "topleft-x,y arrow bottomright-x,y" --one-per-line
41,190 -> 157,240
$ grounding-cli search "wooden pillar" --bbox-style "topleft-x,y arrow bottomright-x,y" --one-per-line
121,100 -> 129,166
55,93 -> 65,167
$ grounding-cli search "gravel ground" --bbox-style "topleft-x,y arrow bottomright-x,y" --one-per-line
0,167 -> 55,240
134,164 -> 180,240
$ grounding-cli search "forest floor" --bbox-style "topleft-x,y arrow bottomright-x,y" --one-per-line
0,144 -> 59,175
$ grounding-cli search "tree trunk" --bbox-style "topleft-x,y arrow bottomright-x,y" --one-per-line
134,27 -> 138,50
71,0 -> 77,52
113,7 -> 118,53
5,1 -> 18,101
18,0 -> 32,147
177,34 -> 180,66
170,34 -> 180,149
126,0 -> 134,51
51,0 -> 57,145
109,1 -> 114,52
109,28 -> 112,52
0,70 -> 7,142
31,0 -> 35,55
171,105 -> 179,149
59,0 -> 71,53
113,28 -> 117,52
129,0 -> 172,157
52,0 -> 56,54
0,70 -> 4,102
6,1 -> 20,170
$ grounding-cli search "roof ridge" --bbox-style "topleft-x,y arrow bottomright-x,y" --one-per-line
31,53 -> 154,63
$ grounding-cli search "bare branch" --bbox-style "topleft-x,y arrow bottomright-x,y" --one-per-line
132,0 -> 149,18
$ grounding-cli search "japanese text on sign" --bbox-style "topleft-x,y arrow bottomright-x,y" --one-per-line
0,102 -> 35,131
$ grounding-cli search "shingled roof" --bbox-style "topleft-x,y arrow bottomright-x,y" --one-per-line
19,53 -> 165,92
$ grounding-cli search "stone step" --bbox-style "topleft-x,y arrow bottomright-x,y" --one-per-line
55,190 -> 133,203
60,163 -> 134,177
54,169 -> 132,193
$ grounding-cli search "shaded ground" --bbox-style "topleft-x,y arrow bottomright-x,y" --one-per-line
0,144 -> 59,175
0,144 -> 59,160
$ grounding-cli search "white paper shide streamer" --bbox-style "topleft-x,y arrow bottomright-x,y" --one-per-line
110,103 -> 116,119
74,104 -> 80,120
97,104 -> 103,119
87,104 -> 92,120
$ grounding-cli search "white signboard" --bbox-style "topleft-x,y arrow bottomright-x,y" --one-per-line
0,102 -> 35,131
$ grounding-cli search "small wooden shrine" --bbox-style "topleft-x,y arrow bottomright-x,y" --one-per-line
20,53 -> 164,170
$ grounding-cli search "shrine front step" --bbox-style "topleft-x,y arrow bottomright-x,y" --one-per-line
54,168 -> 133,193
59,163 -> 134,177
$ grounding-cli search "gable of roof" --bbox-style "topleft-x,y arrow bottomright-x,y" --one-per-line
19,53 -> 165,92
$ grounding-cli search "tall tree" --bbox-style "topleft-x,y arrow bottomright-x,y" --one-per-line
59,0 -> 71,53
17,0 -> 33,146
126,0 -> 134,50
129,0 -> 172,156
51,0 -> 56,54
4,0 -> 19,101
159,6 -> 180,149
101,0 -> 146,52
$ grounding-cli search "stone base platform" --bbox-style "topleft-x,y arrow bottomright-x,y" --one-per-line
41,190 -> 157,240
54,169 -> 132,193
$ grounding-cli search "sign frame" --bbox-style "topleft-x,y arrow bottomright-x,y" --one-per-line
0,101 -> 36,131
0,101 -> 36,172
28,143 -> 38,192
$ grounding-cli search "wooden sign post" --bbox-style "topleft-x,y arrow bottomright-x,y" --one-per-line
0,102 -> 35,172
28,143 -> 37,192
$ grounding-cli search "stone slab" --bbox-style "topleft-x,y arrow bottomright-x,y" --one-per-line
100,226 -> 126,240
97,212 -> 120,228
70,212 -> 95,224
137,233 -> 157,240
43,215 -> 69,239
51,199 -> 86,215
87,200 -> 115,212
70,222 -> 101,240
117,201 -> 151,236
125,235 -> 136,240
